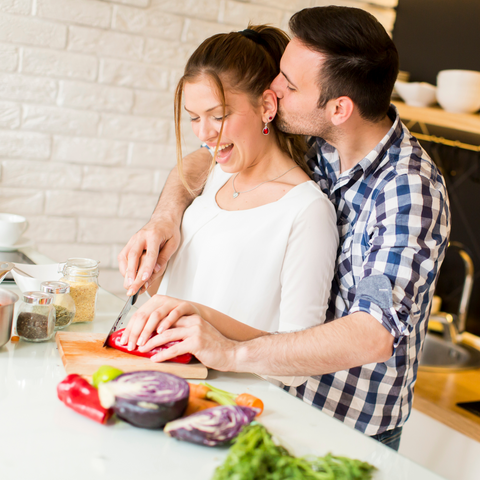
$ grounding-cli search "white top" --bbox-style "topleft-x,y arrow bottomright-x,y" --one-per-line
159,164 -> 339,334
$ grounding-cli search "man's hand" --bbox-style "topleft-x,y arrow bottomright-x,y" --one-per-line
138,314 -> 238,372
118,216 -> 181,296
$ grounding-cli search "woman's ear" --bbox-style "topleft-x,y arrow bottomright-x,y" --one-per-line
261,89 -> 278,122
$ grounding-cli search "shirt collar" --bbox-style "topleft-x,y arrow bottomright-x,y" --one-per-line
316,104 -> 403,182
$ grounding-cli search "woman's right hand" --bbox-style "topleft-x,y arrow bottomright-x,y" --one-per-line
119,295 -> 201,351
118,216 -> 181,297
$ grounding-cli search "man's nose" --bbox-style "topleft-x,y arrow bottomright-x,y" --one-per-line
271,74 -> 283,99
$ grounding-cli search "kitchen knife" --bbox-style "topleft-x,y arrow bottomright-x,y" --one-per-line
103,291 -> 139,348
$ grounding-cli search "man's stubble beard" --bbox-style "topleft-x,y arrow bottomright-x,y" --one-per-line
276,102 -> 336,144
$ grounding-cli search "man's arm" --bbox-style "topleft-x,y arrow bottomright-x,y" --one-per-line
144,311 -> 394,375
118,148 -> 211,296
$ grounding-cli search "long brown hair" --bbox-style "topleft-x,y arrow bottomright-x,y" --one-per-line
174,24 -> 308,194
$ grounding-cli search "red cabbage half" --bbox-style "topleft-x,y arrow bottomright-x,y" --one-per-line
98,371 -> 189,429
164,405 -> 258,446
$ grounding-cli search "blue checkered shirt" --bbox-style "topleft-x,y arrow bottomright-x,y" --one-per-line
284,105 -> 451,436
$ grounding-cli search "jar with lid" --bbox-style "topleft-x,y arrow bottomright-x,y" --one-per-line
60,258 -> 99,323
40,281 -> 76,330
16,291 -> 55,342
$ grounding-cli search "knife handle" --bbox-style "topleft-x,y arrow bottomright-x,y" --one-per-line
132,291 -> 139,305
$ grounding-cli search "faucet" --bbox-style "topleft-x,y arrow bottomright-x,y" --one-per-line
429,242 -> 474,344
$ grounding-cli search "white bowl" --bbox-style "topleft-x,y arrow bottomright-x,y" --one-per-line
437,85 -> 480,114
11,263 -> 64,293
394,80 -> 437,107
437,69 -> 480,88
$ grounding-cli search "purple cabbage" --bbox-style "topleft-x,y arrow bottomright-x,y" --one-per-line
98,371 -> 189,429
164,405 -> 258,446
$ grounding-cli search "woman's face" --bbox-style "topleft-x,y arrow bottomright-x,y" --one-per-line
184,76 -> 269,173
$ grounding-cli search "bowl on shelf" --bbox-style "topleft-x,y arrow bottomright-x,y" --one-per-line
436,69 -> 480,114
0,288 -> 19,348
394,80 -> 437,107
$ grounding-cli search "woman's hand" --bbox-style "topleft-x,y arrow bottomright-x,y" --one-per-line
119,295 -> 200,351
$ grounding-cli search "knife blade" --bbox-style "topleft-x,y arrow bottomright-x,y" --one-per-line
103,291 -> 139,348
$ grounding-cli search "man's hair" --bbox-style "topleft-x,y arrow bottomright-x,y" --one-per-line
289,6 -> 399,122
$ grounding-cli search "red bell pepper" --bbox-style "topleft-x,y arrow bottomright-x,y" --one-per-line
57,374 -> 112,424
107,328 -> 193,364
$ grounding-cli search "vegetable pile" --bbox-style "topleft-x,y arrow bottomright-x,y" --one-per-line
107,328 -> 193,364
213,423 -> 377,480
98,370 -> 189,429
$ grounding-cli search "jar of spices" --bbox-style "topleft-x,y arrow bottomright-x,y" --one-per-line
16,291 -> 55,342
40,281 -> 76,330
60,258 -> 99,323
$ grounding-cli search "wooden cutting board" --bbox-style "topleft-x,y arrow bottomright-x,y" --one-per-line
56,332 -> 208,379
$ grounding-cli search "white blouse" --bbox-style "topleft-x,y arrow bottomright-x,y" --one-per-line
159,164 -> 339,335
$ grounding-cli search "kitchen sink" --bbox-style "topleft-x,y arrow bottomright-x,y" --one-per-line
419,333 -> 480,372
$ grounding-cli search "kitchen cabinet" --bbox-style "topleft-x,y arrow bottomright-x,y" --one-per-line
0,247 -> 445,480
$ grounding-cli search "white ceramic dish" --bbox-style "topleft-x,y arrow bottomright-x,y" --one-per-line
436,86 -> 480,114
394,80 -> 437,107
0,237 -> 32,252
437,69 -> 480,88
11,262 -> 64,293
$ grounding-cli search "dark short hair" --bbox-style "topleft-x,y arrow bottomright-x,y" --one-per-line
289,6 -> 399,122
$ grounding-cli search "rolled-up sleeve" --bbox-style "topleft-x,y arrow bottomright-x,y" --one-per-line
348,172 -> 450,347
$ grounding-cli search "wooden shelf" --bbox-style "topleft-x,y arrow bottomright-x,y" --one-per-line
393,101 -> 480,136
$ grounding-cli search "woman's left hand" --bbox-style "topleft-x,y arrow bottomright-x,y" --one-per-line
119,295 -> 200,351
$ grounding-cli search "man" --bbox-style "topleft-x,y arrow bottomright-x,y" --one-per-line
118,6 -> 450,450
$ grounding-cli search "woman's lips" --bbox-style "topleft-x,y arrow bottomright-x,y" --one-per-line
215,143 -> 234,163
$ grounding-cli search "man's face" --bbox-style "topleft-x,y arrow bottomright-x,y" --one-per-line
271,37 -> 334,140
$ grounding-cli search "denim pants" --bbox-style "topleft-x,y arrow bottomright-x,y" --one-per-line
371,426 -> 403,451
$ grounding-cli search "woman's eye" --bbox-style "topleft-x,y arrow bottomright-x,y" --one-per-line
189,117 -> 200,122
214,114 -> 229,121
286,85 -> 296,92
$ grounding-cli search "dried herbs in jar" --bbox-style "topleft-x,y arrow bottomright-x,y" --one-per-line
16,292 -> 55,342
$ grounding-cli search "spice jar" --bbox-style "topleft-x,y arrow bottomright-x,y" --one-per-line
60,258 -> 99,323
16,291 -> 55,342
40,281 -> 76,330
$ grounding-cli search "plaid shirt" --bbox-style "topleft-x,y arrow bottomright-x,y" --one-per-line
284,105 -> 451,436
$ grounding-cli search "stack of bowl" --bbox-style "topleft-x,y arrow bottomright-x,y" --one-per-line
436,69 -> 480,114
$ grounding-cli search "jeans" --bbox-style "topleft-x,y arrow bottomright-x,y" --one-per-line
371,425 -> 403,451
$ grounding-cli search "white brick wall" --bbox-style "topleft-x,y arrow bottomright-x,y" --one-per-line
0,0 -> 396,299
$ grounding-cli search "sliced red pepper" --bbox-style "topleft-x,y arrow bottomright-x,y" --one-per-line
107,328 -> 193,364
57,374 -> 112,424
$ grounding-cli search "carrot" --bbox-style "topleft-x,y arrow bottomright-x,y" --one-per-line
183,395 -> 219,417
188,382 -> 211,399
235,393 -> 264,416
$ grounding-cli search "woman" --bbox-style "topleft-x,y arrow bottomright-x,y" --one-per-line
120,25 -> 338,381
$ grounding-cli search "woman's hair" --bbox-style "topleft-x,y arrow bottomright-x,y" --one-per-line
174,24 -> 309,194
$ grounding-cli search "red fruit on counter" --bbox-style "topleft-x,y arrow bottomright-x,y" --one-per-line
57,374 -> 112,424
107,328 -> 193,364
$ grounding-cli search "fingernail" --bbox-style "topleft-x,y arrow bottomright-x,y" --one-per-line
157,326 -> 164,334
154,264 -> 161,273
127,289 -> 133,296
128,342 -> 135,351
142,272 -> 148,281
137,336 -> 145,347
127,277 -> 133,287
150,355 -> 159,362
120,334 -> 127,345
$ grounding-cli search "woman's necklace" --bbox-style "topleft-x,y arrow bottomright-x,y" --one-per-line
232,165 -> 299,199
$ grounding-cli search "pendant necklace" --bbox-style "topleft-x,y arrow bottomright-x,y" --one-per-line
232,165 -> 299,199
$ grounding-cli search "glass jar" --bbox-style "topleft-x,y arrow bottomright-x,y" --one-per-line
60,258 -> 99,323
40,281 -> 76,330
16,291 -> 55,342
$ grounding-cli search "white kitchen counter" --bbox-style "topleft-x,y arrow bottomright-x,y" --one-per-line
0,248 -> 445,480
